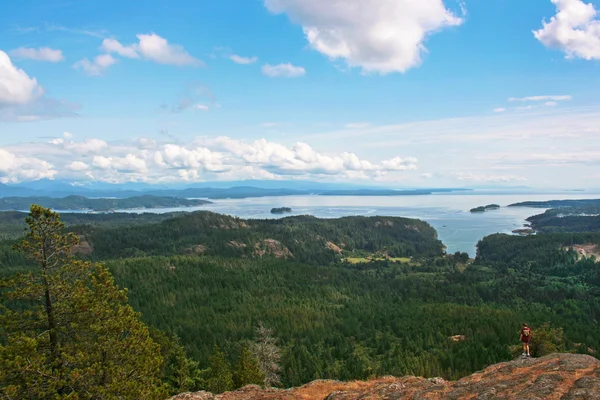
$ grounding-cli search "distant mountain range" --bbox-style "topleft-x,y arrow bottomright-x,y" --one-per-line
0,180 -> 472,199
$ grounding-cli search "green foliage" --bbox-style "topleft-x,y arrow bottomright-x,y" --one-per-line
2,207 -> 600,394
0,205 -> 167,399
234,345 -> 264,388
150,328 -> 203,394
529,323 -> 567,357
84,212 -> 445,263
205,346 -> 234,394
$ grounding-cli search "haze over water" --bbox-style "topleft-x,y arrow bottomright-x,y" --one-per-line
113,191 -> 600,257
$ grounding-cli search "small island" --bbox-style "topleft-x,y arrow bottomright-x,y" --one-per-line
470,204 -> 501,213
271,207 -> 292,214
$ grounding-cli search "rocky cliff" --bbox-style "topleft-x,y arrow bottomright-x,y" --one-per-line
170,353 -> 599,400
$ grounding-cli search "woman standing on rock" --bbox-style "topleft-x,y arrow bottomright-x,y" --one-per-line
520,323 -> 531,357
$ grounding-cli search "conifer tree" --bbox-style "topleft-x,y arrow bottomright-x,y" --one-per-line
234,344 -> 265,388
0,205 -> 167,399
251,322 -> 281,387
205,345 -> 234,394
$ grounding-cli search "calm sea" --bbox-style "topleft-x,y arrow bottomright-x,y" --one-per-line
112,191 -> 600,257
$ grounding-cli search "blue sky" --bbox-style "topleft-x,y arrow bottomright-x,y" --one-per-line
1,0 -> 600,188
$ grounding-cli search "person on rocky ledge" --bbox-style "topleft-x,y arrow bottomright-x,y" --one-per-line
520,323 -> 531,357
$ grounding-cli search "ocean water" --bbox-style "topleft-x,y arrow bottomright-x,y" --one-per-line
113,192 -> 600,257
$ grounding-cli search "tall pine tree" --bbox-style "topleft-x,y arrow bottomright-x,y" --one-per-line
234,344 -> 264,388
205,345 -> 234,394
0,205 -> 167,399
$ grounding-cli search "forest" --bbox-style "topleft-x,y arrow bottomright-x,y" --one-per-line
525,205 -> 600,233
1,206 -> 599,398
0,195 -> 211,212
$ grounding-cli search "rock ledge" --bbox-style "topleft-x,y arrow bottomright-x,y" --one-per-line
169,353 -> 600,400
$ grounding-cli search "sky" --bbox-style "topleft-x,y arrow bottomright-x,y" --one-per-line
1,0 -> 600,188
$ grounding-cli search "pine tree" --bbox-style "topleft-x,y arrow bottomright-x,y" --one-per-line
0,205 -> 167,399
205,345 -> 234,394
251,322 -> 281,387
234,344 -> 265,388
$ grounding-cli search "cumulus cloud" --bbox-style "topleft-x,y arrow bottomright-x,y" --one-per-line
0,136 -> 419,184
262,63 -> 306,77
73,54 -> 117,76
9,47 -> 64,62
60,138 -> 109,153
493,108 -> 506,113
0,50 -> 42,106
66,161 -> 88,171
100,38 -> 140,58
101,33 -> 202,66
534,0 -> 600,60
0,148 -> 56,183
229,54 -> 258,64
264,0 -> 463,74
0,51 -> 78,122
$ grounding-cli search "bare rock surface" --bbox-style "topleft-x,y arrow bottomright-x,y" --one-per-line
169,353 -> 600,400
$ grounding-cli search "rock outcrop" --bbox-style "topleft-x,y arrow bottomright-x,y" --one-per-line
169,353 -> 599,399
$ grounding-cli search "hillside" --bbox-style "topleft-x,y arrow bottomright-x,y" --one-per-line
170,353 -> 600,399
77,212 -> 444,263
0,195 -> 211,212
2,209 -> 600,394
525,206 -> 600,233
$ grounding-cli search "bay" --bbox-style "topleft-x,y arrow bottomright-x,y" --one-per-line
108,191 -> 600,257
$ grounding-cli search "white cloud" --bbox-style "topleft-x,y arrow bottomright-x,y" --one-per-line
92,156 -> 112,170
0,50 -> 42,106
493,108 -> 506,113
49,138 -> 64,145
229,54 -> 258,64
0,148 -> 56,183
534,0 -> 600,60
508,95 -> 572,102
9,47 -> 64,62
102,34 -> 202,66
262,63 -> 306,77
264,0 -> 463,74
0,136 -> 419,183
380,156 -> 418,171
100,38 -> 140,58
73,54 -> 117,76
66,161 -> 88,171
545,101 -> 559,106
63,131 -> 73,139
63,138 -> 109,153
137,33 -> 202,66
193,104 -> 209,111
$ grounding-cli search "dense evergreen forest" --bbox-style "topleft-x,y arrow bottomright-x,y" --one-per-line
65,212 -> 445,264
1,207 -> 599,397
0,195 -> 211,212
526,205 -> 600,233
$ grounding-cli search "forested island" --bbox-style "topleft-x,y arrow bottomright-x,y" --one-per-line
0,195 -> 212,212
1,206 -> 599,398
469,204 -> 500,213
508,198 -> 600,208
271,207 -> 292,214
